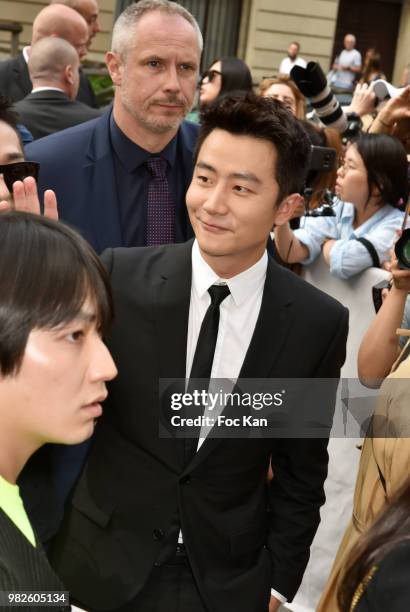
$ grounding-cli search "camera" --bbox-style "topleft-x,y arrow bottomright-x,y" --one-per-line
291,62 -> 347,132
395,228 -> 410,269
303,145 -> 337,217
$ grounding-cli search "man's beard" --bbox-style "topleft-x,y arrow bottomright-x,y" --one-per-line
122,92 -> 190,135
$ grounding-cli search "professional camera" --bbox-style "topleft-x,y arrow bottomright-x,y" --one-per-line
303,144 -> 337,217
291,62 -> 347,132
395,228 -> 410,269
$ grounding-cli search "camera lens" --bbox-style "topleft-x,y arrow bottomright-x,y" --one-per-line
395,228 -> 410,269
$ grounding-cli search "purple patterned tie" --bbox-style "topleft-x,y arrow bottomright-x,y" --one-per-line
146,157 -> 175,246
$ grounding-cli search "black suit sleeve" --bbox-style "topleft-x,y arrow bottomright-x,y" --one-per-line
267,305 -> 349,600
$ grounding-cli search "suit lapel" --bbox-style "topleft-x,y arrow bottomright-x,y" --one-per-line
155,241 -> 193,468
187,256 -> 295,470
83,110 -> 123,251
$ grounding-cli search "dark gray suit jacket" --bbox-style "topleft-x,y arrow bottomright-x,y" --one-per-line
14,90 -> 101,139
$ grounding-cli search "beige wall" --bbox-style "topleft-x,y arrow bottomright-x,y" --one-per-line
243,0 -> 340,86
393,0 -> 410,85
0,0 -> 116,62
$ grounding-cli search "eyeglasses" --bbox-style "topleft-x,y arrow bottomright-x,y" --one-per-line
199,69 -> 222,85
0,161 -> 40,192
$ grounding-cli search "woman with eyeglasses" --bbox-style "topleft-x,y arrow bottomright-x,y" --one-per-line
0,211 -> 117,606
274,133 -> 408,279
197,56 -> 253,110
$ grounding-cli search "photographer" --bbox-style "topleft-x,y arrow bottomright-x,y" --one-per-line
274,133 -> 407,279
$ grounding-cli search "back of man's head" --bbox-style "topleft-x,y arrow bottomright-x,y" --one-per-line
32,4 -> 88,60
196,92 -> 311,201
28,37 -> 80,99
111,0 -> 202,59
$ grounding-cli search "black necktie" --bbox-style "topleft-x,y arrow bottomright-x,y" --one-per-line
184,284 -> 230,463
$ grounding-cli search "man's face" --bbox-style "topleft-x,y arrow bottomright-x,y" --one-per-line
0,120 -> 24,204
76,0 -> 101,45
2,299 -> 117,447
186,129 -> 291,273
344,35 -> 355,51
66,20 -> 89,60
288,43 -> 299,60
107,11 -> 200,136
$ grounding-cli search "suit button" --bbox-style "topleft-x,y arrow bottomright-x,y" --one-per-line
153,528 -> 165,541
180,475 -> 191,485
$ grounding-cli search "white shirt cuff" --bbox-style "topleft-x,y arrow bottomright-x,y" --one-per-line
270,588 -> 287,603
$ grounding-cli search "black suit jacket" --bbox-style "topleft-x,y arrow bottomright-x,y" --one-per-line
50,241 -> 348,612
13,90 -> 101,139
0,510 -> 68,611
0,52 -> 98,107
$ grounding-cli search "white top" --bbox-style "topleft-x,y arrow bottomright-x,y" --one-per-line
279,56 -> 307,74
181,241 -> 286,603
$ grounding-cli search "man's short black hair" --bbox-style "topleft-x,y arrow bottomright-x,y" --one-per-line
0,211 -> 114,376
195,92 -> 311,202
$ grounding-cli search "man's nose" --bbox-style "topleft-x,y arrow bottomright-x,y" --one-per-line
163,65 -> 181,92
90,337 -> 118,383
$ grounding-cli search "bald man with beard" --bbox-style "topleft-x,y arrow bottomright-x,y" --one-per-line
0,3 -> 98,108
49,0 -> 102,49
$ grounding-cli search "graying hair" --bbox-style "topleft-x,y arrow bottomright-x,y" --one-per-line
111,0 -> 203,58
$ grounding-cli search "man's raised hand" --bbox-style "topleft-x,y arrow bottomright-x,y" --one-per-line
0,176 -> 58,220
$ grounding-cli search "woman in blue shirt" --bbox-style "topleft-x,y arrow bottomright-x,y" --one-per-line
275,133 -> 408,279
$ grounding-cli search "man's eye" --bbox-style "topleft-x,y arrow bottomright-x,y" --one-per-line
148,60 -> 161,68
197,175 -> 209,183
67,330 -> 84,343
180,63 -> 195,72
233,185 -> 249,193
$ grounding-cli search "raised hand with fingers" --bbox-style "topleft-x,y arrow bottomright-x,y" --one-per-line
0,176 -> 58,219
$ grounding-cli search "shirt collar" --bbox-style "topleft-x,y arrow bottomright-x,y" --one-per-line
191,240 -> 268,307
110,114 -> 177,173
31,86 -> 65,94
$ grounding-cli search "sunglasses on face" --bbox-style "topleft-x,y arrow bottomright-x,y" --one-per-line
0,161 -> 40,193
199,69 -> 222,85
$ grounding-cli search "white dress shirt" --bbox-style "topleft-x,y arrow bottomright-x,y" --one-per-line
181,241 -> 286,604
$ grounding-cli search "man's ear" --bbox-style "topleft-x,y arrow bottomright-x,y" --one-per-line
64,64 -> 74,85
274,193 -> 305,226
105,51 -> 123,86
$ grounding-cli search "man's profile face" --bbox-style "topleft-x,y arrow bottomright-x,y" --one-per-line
76,0 -> 101,44
108,10 -> 200,136
0,120 -> 24,204
186,129 -> 285,270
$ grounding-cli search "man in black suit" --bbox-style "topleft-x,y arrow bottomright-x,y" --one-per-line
0,3 -> 96,108
49,92 -> 348,612
14,37 -> 100,140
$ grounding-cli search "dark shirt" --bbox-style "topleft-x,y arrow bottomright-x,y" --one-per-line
110,115 -> 189,247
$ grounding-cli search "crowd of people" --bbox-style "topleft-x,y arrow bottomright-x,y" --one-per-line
0,1 -> 410,612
